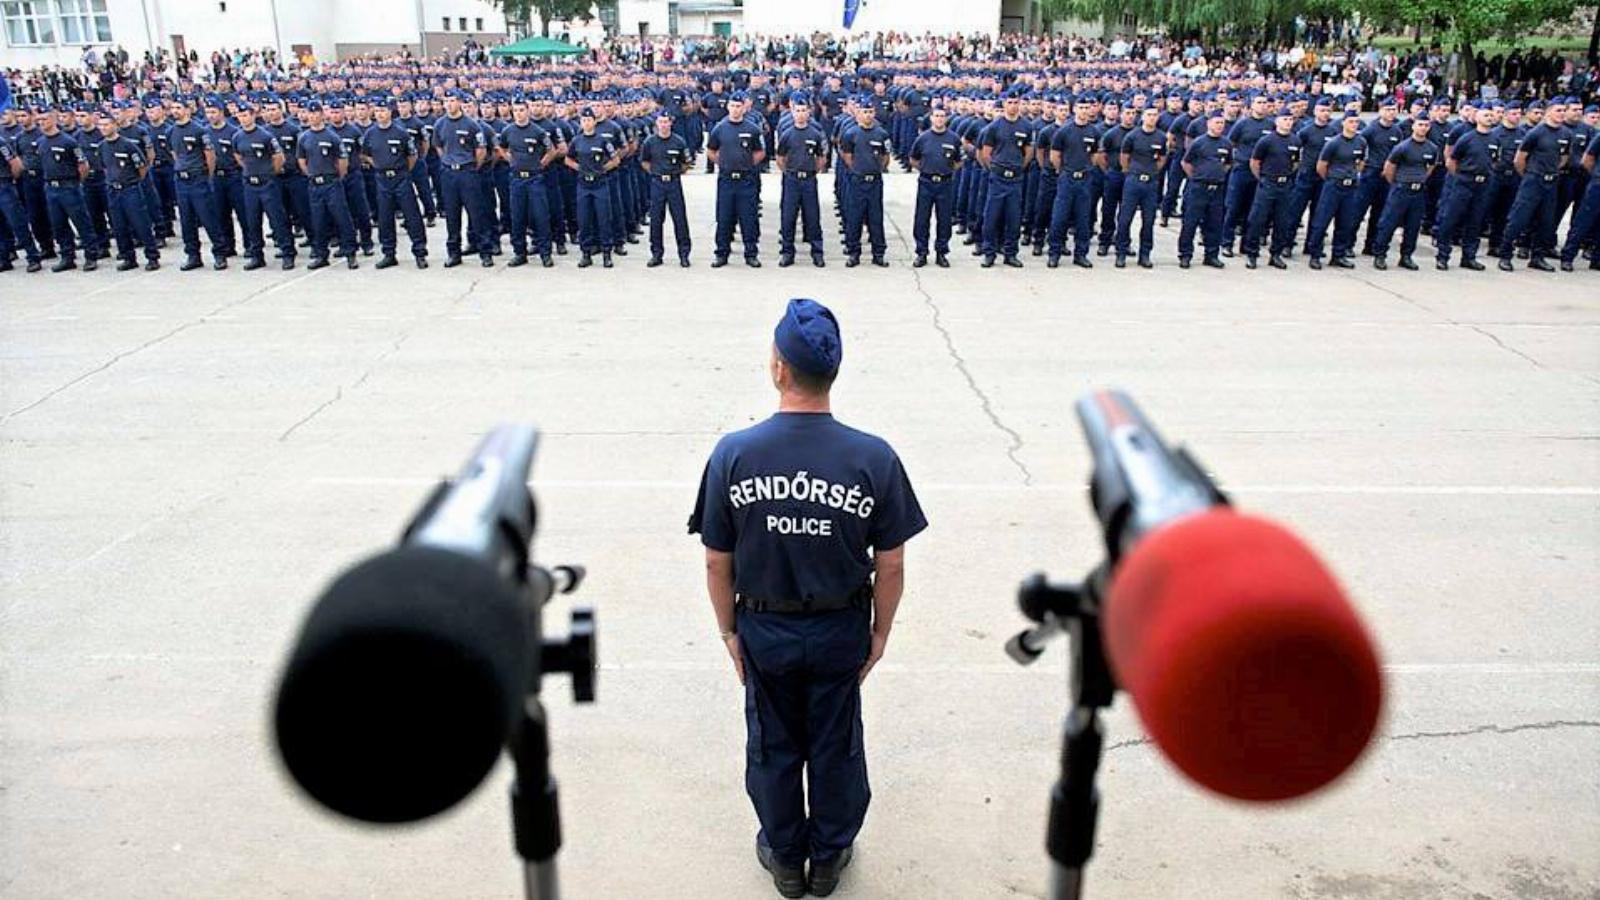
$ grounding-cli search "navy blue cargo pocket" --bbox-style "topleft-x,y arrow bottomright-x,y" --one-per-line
744,655 -> 766,765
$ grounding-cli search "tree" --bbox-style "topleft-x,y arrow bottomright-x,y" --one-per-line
1040,0 -> 1346,46
1355,0 -> 1579,84
490,0 -> 596,38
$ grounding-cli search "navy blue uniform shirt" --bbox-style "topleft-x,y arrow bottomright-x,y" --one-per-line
1358,120 -> 1405,176
234,125 -> 281,178
501,121 -> 554,173
99,134 -> 146,187
708,117 -> 764,173
166,120 -> 212,176
1051,121 -> 1101,173
909,128 -> 961,177
842,123 -> 891,175
1296,120 -> 1340,174
38,131 -> 85,180
691,413 -> 928,602
776,122 -> 827,173
1387,137 -> 1437,186
362,122 -> 415,171
1184,133 -> 1234,183
640,131 -> 690,174
1099,125 -> 1129,171
433,114 -> 486,167
1518,123 -> 1567,177
1226,115 -> 1270,158
209,123 -> 242,173
1320,133 -> 1367,182
568,131 -> 615,177
1121,126 -> 1167,176
1450,129 -> 1494,179
296,125 -> 345,177
1252,130 -> 1299,178
981,116 -> 1033,173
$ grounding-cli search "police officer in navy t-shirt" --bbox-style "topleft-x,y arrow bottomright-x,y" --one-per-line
689,298 -> 927,900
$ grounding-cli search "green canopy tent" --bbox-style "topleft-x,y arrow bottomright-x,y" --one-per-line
488,36 -> 586,58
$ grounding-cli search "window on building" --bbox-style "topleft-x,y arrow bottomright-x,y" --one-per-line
53,0 -> 110,43
458,16 -> 466,31
474,17 -> 482,31
3,0 -> 56,45
441,16 -> 449,30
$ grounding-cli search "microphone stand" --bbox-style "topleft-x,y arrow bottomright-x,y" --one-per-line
511,565 -> 596,900
1011,566 -> 1116,900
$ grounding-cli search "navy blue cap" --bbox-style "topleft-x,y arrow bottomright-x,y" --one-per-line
774,299 -> 842,378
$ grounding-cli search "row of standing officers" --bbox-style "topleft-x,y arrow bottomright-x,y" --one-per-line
4,91 -> 1597,275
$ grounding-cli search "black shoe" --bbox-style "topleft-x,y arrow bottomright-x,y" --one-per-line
541,256 -> 553,267
982,255 -> 995,268
145,260 -> 160,271
963,234 -> 977,246
1138,256 -> 1153,269
745,256 -> 761,268
1074,256 -> 1093,269
1031,244 -> 1044,257
1115,255 -> 1127,268
602,252 -> 613,268
578,254 -> 593,268
1373,257 -> 1388,270
82,257 -> 98,272
505,254 -> 526,268
711,257 -> 727,268
443,255 -> 462,268
1461,259 -> 1484,271
1498,257 -> 1514,272
1436,260 -> 1449,271
1221,245 -> 1235,258
1178,258 -> 1190,269
813,253 -> 826,268
1096,245 -> 1109,257
307,258 -> 329,270
41,250 -> 57,261
1203,257 -> 1224,269
1308,257 -> 1323,270
1398,256 -> 1418,271
1517,247 -> 1531,260
809,847 -> 854,898
778,254 -> 794,268
377,255 -> 399,269
647,255 -> 663,267
913,253 -> 927,268
625,234 -> 640,244
51,258 -> 77,273
280,257 -> 295,270
213,258 -> 228,270
955,224 -> 967,235
872,256 -> 888,267
1331,256 -> 1354,269
346,256 -> 359,270
845,255 -> 860,268
1560,260 -> 1575,272
935,254 -> 949,268
756,843 -> 806,900
243,256 -> 265,271
478,256 -> 492,267
555,243 -> 568,256
1047,255 -> 1060,268
1268,255 -> 1286,270
1529,258 -> 1554,272
1244,256 -> 1258,269
26,260 -> 42,273
1160,216 -> 1170,228
116,259 -> 138,272
1019,234 -> 1031,247
1003,256 -> 1023,268
681,256 -> 691,268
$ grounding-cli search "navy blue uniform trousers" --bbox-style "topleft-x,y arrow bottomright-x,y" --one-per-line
508,171 -> 553,259
242,175 -> 294,263
738,603 -> 871,869
212,171 -> 244,256
1177,180 -> 1226,261
1372,182 -> 1426,259
574,175 -> 614,255
843,173 -> 886,258
440,166 -> 491,261
375,168 -> 428,259
1243,175 -> 1295,258
0,182 -> 41,263
1433,174 -> 1494,264
779,171 -> 822,258
714,173 -> 759,259
647,174 -> 691,260
1498,174 -> 1559,261
982,171 -> 1024,259
46,182 -> 104,261
1304,177 -> 1362,261
107,181 -> 158,262
1560,180 -> 1600,265
175,172 -> 225,262
1115,172 -> 1159,258
911,174 -> 954,256
307,175 -> 357,260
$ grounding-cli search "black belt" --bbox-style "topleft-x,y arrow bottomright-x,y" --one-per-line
656,173 -> 678,181
923,173 -> 948,183
580,173 -> 600,183
998,168 -> 1018,179
1196,181 -> 1222,190
724,171 -> 748,180
1404,182 -> 1423,192
1470,174 -> 1487,184
1539,173 -> 1557,183
310,173 -> 338,186
447,162 -> 476,171
245,174 -> 271,186
514,170 -> 544,179
1338,177 -> 1355,187
176,170 -> 202,181
1067,170 -> 1088,180
739,584 -> 872,614
214,170 -> 240,178
46,178 -> 80,188
110,181 -> 140,191
380,168 -> 405,177
1266,175 -> 1289,184
856,172 -> 879,182
787,170 -> 812,179
1135,172 -> 1153,182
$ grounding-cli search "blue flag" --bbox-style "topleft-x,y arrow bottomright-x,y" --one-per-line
843,0 -> 861,29
0,76 -> 11,114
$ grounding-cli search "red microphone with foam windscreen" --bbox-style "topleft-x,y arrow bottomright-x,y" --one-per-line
1103,508 -> 1384,802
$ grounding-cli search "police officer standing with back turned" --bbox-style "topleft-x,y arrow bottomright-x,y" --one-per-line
690,298 -> 927,900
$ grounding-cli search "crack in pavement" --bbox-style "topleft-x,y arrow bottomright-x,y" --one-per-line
1345,273 -> 1599,387
1386,720 -> 1600,742
275,270 -> 490,443
2,268 -> 320,425
886,210 -> 1034,485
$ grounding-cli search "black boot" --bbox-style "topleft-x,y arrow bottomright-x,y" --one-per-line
345,255 -> 359,269
1331,256 -> 1354,269
845,255 -> 860,268
647,255 -> 663,267
1308,257 -> 1323,270
540,255 -> 553,267
578,253 -> 592,268
777,253 -> 794,267
756,843 -> 806,900
872,255 -> 889,267
1268,254 -> 1286,269
934,254 -> 948,268
144,259 -> 160,271
307,257 -> 329,270
1373,257 -> 1388,270
808,846 -> 854,898
710,256 -> 727,268
243,256 -> 265,271
913,253 -> 927,268
116,258 -> 138,272
376,255 -> 399,269
1138,255 -> 1153,269
52,257 -> 78,273
1528,257 -> 1554,272
443,255 -> 463,268
1074,256 -> 1093,269
1003,256 -> 1023,268
602,252 -> 614,268
1398,255 -> 1418,271
812,252 -> 826,268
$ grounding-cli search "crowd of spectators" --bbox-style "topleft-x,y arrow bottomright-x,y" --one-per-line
6,28 -> 1597,111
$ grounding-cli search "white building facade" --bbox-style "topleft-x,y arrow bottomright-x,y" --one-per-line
1,0 -> 508,68
612,0 -> 1041,38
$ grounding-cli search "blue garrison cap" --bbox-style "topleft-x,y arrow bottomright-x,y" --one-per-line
1313,96 -> 1333,108
1378,96 -> 1397,108
730,89 -> 749,102
303,99 -> 323,112
774,299 -> 842,378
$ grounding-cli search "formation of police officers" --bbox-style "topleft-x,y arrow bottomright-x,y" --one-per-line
3,65 -> 1598,277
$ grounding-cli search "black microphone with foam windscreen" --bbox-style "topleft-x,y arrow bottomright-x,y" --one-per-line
1006,390 -> 1384,900
271,425 -> 595,900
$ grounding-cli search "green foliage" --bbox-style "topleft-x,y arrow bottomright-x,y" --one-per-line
490,0 -> 596,37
